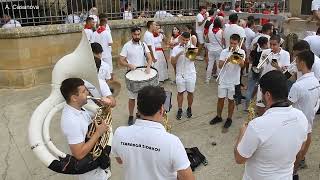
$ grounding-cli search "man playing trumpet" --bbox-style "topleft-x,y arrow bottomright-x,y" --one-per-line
210,34 -> 245,129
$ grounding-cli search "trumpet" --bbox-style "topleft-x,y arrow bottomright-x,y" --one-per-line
252,51 -> 273,73
216,38 -> 244,83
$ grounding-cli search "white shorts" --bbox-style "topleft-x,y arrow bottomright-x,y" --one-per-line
176,75 -> 196,93
312,0 -> 320,11
218,85 -> 235,100
128,90 -> 138,100
256,86 -> 265,107
196,32 -> 205,44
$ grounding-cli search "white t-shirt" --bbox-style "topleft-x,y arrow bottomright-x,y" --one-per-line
288,72 -> 320,133
144,30 -> 156,57
238,106 -> 308,180
84,79 -> 112,97
84,28 -> 93,42
304,35 -> 320,57
218,48 -> 246,87
154,34 -> 164,48
92,29 -> 113,62
312,0 -> 320,11
123,11 -> 133,20
171,44 -> 196,77
207,25 -> 224,52
260,49 -> 290,76
111,119 -> 190,180
2,19 -> 21,28
60,104 -> 108,180
244,27 -> 256,49
251,34 -> 270,50
120,40 -> 150,67
196,13 -> 205,33
224,24 -> 246,48
297,55 -> 320,81
98,60 -> 112,81
154,11 -> 174,18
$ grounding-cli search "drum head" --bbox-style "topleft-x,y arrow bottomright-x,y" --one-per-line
125,66 -> 158,81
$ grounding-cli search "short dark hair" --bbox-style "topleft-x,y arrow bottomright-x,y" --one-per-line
181,32 -> 191,38
229,13 -> 238,23
247,15 -> 254,22
293,40 -> 310,51
60,78 -> 84,103
137,86 -> 166,116
213,17 -> 222,29
208,9 -> 215,16
296,50 -> 314,70
247,20 -> 254,28
235,4 -> 240,8
262,23 -> 273,33
131,26 -> 141,33
269,34 -> 281,43
99,16 -> 108,25
257,36 -> 269,47
147,21 -> 154,29
199,6 -> 206,11
259,70 -> 288,101
91,42 -> 103,54
86,17 -> 94,23
230,34 -> 241,42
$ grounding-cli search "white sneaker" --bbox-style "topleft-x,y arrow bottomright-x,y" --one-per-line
196,56 -> 204,60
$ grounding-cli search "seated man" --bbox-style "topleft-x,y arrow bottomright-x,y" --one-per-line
60,78 -> 114,180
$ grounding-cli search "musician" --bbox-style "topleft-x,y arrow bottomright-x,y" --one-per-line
60,78 -> 114,180
255,35 -> 290,116
91,42 -> 111,82
111,86 -> 195,180
288,51 -> 320,178
234,70 -> 308,180
84,17 -> 94,43
171,32 -> 197,120
210,34 -> 245,129
118,26 -> 153,125
195,6 -> 207,60
92,15 -> 114,79
143,21 -> 157,62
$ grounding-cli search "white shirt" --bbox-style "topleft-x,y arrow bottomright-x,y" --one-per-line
154,11 -> 174,18
297,55 -> 320,81
207,25 -> 224,51
2,19 -> 21,28
65,14 -> 81,24
244,27 -> 256,49
251,34 -> 270,50
260,49 -> 290,76
111,119 -> 190,180
154,34 -> 164,48
84,79 -> 112,97
304,35 -> 320,57
312,0 -> 320,11
171,44 -> 196,77
120,40 -> 150,67
84,28 -> 93,42
144,30 -> 156,57
196,13 -> 205,33
224,24 -> 246,48
123,11 -> 133,20
289,72 -> 320,133
218,48 -> 245,87
92,29 -> 113,61
238,106 -> 308,180
98,60 -> 112,81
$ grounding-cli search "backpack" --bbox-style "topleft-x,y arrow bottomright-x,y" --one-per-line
185,147 -> 208,171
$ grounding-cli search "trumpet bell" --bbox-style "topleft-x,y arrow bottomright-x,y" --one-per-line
229,52 -> 243,64
107,80 -> 121,97
186,48 -> 197,61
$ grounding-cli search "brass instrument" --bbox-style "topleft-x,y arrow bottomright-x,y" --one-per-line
216,37 -> 244,83
163,113 -> 171,132
245,99 -> 256,124
282,58 -> 296,79
184,36 -> 198,61
86,104 -> 112,160
252,51 -> 273,73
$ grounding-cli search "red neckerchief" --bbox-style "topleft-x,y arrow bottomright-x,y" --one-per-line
96,26 -> 106,34
173,33 -> 180,39
212,27 -> 220,34
84,24 -> 92,29
153,32 -> 160,37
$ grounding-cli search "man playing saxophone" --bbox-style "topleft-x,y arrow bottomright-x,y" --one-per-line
210,34 -> 245,129
60,78 -> 114,180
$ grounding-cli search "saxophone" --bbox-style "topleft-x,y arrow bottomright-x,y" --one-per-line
245,99 -> 256,124
86,105 -> 112,160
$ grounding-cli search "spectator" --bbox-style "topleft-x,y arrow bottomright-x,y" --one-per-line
138,11 -> 147,19
123,3 -> 133,20
231,4 -> 243,13
1,14 -> 21,28
84,17 -> 95,42
89,7 -> 99,28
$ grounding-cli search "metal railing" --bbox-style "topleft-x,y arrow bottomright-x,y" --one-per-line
0,0 -> 199,26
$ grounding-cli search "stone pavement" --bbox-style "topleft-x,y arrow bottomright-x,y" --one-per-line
0,60 -> 319,180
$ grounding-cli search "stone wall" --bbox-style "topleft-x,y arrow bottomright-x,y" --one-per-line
0,17 -> 194,88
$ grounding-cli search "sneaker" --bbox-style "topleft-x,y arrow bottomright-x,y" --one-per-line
128,116 -> 134,126
223,118 -> 232,128
186,107 -> 192,118
136,113 -> 141,119
176,109 -> 182,120
209,116 -> 222,125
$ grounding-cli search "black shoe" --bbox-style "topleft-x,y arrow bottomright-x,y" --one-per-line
293,174 -> 299,180
176,109 -> 182,120
128,116 -> 134,126
223,118 -> 232,128
186,107 -> 192,118
209,116 -> 222,125
136,113 -> 141,119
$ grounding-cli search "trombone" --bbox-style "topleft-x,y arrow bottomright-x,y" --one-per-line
216,38 -> 244,83
184,36 -> 198,61
252,51 -> 273,74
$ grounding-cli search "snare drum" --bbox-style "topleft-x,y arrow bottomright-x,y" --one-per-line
125,66 -> 159,93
